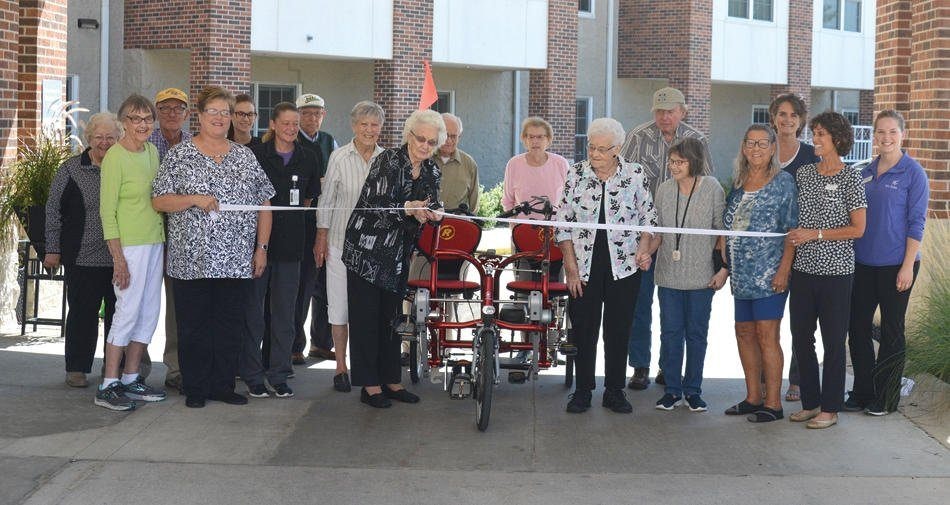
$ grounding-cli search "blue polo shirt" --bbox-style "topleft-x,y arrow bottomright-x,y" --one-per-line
854,152 -> 929,266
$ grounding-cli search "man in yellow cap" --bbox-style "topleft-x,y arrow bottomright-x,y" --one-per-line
620,86 -> 712,392
149,87 -> 192,392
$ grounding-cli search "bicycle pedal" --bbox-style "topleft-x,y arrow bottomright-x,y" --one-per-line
450,373 -> 473,399
559,344 -> 577,357
508,371 -> 527,384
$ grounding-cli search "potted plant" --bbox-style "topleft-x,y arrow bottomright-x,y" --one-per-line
0,101 -> 85,256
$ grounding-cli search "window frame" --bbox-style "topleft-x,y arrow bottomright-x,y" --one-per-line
251,82 -> 302,137
574,96 -> 593,163
751,104 -> 771,126
842,108 -> 860,126
430,90 -> 455,114
823,0 -> 862,33
727,0 -> 773,22
578,0 -> 594,19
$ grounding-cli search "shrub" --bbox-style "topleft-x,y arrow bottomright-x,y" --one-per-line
906,220 -> 950,383
476,181 -> 504,228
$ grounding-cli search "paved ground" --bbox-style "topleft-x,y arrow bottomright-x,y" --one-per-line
2,228 -> 947,504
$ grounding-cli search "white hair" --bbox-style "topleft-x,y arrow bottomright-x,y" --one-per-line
401,109 -> 447,148
586,117 -> 625,147
441,112 -> 462,133
350,100 -> 385,125
84,112 -> 122,144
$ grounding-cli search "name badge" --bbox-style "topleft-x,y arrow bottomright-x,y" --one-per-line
290,175 -> 300,206
862,175 -> 873,184
825,184 -> 838,191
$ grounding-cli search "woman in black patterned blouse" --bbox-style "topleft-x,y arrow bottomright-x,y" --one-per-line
342,109 -> 443,408
786,111 -> 866,429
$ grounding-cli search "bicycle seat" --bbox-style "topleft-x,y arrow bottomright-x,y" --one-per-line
506,280 -> 570,298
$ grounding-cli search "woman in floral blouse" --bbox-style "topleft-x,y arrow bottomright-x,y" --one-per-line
342,109 -> 442,409
152,86 -> 275,409
556,117 -> 656,415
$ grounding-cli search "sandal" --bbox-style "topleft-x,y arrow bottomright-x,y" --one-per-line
724,399 -> 762,415
747,407 -> 784,423
784,387 -> 801,402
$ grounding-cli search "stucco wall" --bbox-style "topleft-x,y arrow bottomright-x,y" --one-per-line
576,1 -> 608,119
66,0 -> 126,114
709,83 -> 775,181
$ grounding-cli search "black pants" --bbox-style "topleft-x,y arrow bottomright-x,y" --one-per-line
174,277 -> 249,398
849,261 -> 918,411
293,224 -> 332,353
790,270 -> 853,413
568,254 -> 640,392
346,270 -> 402,387
63,265 -> 115,373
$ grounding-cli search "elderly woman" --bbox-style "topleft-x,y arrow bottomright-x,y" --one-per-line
342,108 -> 442,408
95,95 -> 167,411
722,124 -> 798,423
314,101 -> 385,394
152,86 -> 275,409
786,112 -> 866,429
502,117 -> 570,219
227,94 -> 260,148
44,113 -> 121,388
848,110 -> 929,416
768,93 -> 820,402
649,138 -> 727,412
557,117 -> 656,414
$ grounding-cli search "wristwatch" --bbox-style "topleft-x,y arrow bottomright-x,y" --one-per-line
817,229 -> 823,241
257,243 -> 269,251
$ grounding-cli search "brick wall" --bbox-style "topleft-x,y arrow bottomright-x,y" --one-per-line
124,0 -> 252,104
770,0 -> 813,113
372,0 -> 434,148
875,0 -> 949,219
528,0 -> 578,159
0,0 -> 17,171
858,89 -> 874,126
17,0 -> 67,141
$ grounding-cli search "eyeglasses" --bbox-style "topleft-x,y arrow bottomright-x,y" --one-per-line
446,134 -> 460,141
587,144 -> 616,155
157,104 -> 187,115
91,135 -> 117,143
234,111 -> 257,119
743,139 -> 772,149
409,129 -> 438,147
526,134 -> 548,141
667,158 -> 689,167
300,109 -> 325,117
202,108 -> 232,117
125,115 -> 155,125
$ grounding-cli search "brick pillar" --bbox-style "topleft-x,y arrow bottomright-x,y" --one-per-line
373,0 -> 433,149
770,0 -> 813,112
528,0 -> 578,159
873,0 -> 912,116
17,0 -> 67,141
908,1 -> 949,219
0,0 -> 17,170
617,0 -> 712,136
858,89 -> 874,126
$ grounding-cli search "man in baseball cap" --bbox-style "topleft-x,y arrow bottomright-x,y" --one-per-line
619,86 -> 712,393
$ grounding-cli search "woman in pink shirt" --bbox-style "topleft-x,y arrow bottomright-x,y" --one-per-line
502,117 -> 570,218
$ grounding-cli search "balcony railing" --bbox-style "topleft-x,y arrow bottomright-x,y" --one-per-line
801,125 -> 873,164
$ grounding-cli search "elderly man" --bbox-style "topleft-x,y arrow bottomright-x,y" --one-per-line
432,113 -> 479,212
292,94 -> 334,365
150,87 -> 193,392
621,86 -> 712,391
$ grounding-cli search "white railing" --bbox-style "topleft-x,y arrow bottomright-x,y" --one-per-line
800,125 -> 873,163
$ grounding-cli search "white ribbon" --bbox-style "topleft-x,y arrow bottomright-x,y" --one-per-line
216,203 -> 785,238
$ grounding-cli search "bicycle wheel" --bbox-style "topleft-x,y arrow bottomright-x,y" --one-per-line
474,327 -> 496,432
409,327 -> 428,384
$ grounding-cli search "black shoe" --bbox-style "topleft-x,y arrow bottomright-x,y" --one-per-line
273,383 -> 294,398
208,391 -> 248,405
843,392 -> 868,412
627,368 -> 650,390
602,389 -> 633,413
655,370 -> 666,386
247,384 -> 269,398
865,401 -> 889,416
383,386 -> 420,403
566,389 -> 592,413
724,399 -> 762,415
361,388 -> 392,408
333,372 -> 352,393
185,395 -> 206,408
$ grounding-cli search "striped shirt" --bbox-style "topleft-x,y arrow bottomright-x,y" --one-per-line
317,139 -> 384,249
148,128 -> 192,162
619,120 -> 711,197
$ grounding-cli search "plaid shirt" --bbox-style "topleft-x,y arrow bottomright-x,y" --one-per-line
619,121 -> 711,197
148,128 -> 193,162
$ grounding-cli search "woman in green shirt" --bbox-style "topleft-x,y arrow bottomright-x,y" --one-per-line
95,94 -> 167,411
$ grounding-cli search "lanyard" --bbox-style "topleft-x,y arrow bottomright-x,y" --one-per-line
674,177 -> 698,251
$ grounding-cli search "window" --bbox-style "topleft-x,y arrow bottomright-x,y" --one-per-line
65,75 -> 78,138
574,97 -> 592,163
251,83 -> 300,136
751,105 -> 770,126
824,0 -> 861,32
842,109 -> 860,126
578,0 -> 593,17
429,91 -> 454,114
728,0 -> 772,21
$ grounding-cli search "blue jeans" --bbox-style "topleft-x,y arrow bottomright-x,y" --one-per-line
657,287 -> 714,397
627,261 -> 655,368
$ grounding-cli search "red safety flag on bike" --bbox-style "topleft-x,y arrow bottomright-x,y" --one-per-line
418,60 -> 438,110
